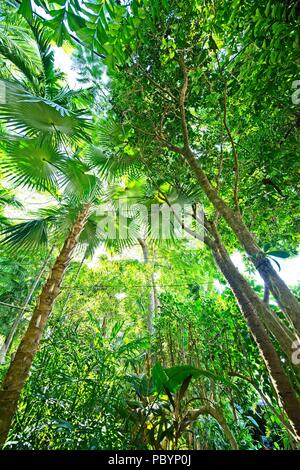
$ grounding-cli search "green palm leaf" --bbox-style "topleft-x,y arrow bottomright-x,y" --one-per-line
79,216 -> 102,258
59,159 -> 100,203
87,146 -> 142,180
0,186 -> 23,209
0,80 -> 92,143
29,20 -> 57,93
1,138 -> 66,191
0,20 -> 41,90
0,218 -> 49,252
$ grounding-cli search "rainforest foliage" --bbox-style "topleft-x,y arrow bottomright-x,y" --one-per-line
0,0 -> 299,451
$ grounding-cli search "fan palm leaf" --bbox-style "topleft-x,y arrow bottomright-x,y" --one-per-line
0,218 -> 49,252
59,158 -> 101,203
78,216 -> 103,258
0,186 -> 23,209
86,146 -> 142,180
0,185 -> 23,228
1,138 -> 66,191
0,80 -> 92,143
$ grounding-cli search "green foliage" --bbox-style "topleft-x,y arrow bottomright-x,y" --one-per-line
0,0 -> 299,452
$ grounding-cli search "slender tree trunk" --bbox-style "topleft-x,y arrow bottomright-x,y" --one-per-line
0,247 -> 53,364
180,325 -> 186,363
212,246 -> 300,440
138,238 -> 158,371
263,280 -> 270,305
206,222 -> 300,370
101,316 -> 107,338
138,238 -> 156,336
183,148 -> 300,334
177,208 -> 299,370
187,405 -> 238,450
0,203 -> 91,447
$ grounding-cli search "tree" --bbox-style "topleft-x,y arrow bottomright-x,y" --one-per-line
0,0 -> 299,451
88,118 -> 300,438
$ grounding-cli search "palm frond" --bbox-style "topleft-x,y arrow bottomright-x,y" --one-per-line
0,80 -> 92,143
86,146 -> 142,180
29,20 -> 57,94
1,138 -> 66,191
52,86 -> 95,110
0,218 -> 49,252
0,21 -> 41,90
59,158 -> 101,203
96,120 -> 126,152
37,204 -> 76,241
0,186 -> 23,209
78,216 -> 102,258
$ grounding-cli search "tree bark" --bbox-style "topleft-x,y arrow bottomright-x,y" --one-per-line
211,246 -> 300,440
176,208 -> 299,372
176,211 -> 300,435
183,147 -> 300,334
0,203 -> 91,447
186,404 -> 238,450
138,238 -> 156,336
206,222 -> 300,371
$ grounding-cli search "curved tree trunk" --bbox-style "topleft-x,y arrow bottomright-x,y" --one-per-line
212,246 -> 300,440
183,148 -> 300,334
175,206 -> 299,371
0,203 -> 91,447
175,209 -> 300,436
168,60 -> 300,331
187,405 -> 238,450
206,222 -> 300,371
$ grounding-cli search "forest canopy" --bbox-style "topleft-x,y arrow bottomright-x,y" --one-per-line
0,0 -> 299,452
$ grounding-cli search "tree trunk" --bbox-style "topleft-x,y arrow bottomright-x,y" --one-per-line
206,222 -> 300,371
138,238 -> 156,336
183,148 -> 300,334
178,210 -> 299,371
178,213 -> 300,435
187,404 -> 238,450
0,247 -> 53,364
212,246 -> 300,440
0,203 -> 91,447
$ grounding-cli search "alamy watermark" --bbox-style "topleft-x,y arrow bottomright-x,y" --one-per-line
291,80 -> 300,105
94,201 -> 204,243
292,339 -> 300,365
0,81 -> 6,104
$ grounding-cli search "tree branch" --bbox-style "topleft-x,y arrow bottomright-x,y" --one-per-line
223,82 -> 240,212
178,55 -> 191,150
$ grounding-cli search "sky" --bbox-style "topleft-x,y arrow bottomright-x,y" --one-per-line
231,252 -> 300,288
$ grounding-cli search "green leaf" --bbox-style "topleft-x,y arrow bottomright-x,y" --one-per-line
18,0 -> 33,21
0,219 -> 49,253
269,257 -> 281,271
152,363 -> 170,392
267,250 -> 290,259
152,364 -> 238,394
67,12 -> 86,32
